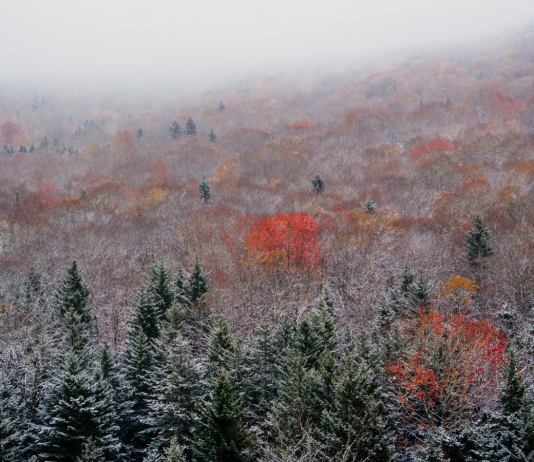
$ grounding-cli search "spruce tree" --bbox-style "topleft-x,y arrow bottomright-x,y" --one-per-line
55,261 -> 91,327
184,117 -> 196,135
38,348 -> 120,461
120,326 -> 155,461
466,214 -> 493,263
208,129 -> 217,143
145,306 -> 199,456
145,263 -> 174,320
198,176 -> 211,203
321,349 -> 392,461
311,173 -> 325,194
186,257 -> 209,306
207,316 -> 236,374
191,370 -> 251,462
169,121 -> 181,139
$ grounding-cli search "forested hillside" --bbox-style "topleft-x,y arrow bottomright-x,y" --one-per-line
2,26 -> 534,460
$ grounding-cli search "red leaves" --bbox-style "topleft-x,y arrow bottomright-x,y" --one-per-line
244,211 -> 321,270
388,309 -> 506,432
410,139 -> 455,160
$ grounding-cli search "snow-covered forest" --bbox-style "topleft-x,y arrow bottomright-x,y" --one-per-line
2,20 -> 534,461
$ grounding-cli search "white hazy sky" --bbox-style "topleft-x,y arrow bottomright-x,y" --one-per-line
1,0 -> 533,89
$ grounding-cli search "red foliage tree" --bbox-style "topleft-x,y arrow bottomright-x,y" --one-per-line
410,139 -> 455,160
388,309 -> 506,441
244,211 -> 321,270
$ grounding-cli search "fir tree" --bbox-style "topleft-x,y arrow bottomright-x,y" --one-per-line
208,128 -> 217,143
217,100 -> 225,111
145,263 -> 174,321
198,176 -> 211,203
362,197 -> 377,212
311,173 -> 325,194
55,261 -> 91,327
145,313 -> 199,457
120,326 -> 155,461
169,121 -> 181,139
191,370 -> 251,462
320,349 -> 392,461
184,117 -> 196,135
466,214 -> 493,263
186,257 -> 209,307
38,349 -> 120,461
207,316 -> 236,374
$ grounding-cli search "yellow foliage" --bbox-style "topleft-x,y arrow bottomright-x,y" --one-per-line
60,197 -> 81,206
144,188 -> 168,203
86,141 -> 101,155
500,50 -> 520,65
441,275 -> 478,296
440,275 -> 478,312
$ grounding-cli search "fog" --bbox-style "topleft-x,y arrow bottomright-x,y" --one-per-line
1,0 -> 534,91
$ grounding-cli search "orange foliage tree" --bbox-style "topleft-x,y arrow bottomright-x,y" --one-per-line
388,309 -> 506,442
244,211 -> 321,270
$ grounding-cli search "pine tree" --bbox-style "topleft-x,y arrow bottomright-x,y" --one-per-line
198,176 -> 211,203
169,121 -> 181,139
217,100 -> 225,111
466,214 -> 493,263
311,173 -> 325,194
190,370 -> 251,462
184,117 -> 196,135
208,129 -> 217,143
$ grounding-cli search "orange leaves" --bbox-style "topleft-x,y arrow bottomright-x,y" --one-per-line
440,275 -> 478,313
244,211 -> 321,271
410,139 -> 455,160
152,158 -> 169,180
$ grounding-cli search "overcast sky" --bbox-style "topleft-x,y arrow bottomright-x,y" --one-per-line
1,0 -> 534,90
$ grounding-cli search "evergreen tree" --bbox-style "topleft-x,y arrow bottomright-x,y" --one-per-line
37,349 -> 120,461
198,176 -> 211,203
191,370 -> 251,462
169,121 -> 181,139
120,326 -> 155,461
362,197 -> 377,212
145,263 -> 174,321
144,305 -> 199,456
499,351 -> 534,460
174,267 -> 188,306
184,117 -> 196,135
55,261 -> 91,327
207,316 -> 236,374
186,257 -> 209,307
466,214 -> 493,263
241,324 -> 278,424
208,128 -> 217,143
320,349 -> 392,461
217,100 -> 225,111
77,437 -> 106,462
311,173 -> 325,194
